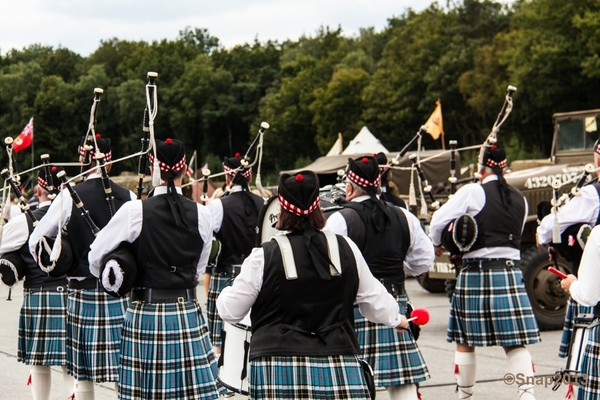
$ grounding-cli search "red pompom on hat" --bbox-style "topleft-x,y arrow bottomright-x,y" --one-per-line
362,157 -> 368,163
51,166 -> 57,172
235,152 -> 241,158
295,174 -> 303,182
95,133 -> 101,138
166,138 -> 173,144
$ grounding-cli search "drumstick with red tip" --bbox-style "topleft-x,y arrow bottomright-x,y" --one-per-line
548,267 -> 568,279
407,308 -> 430,326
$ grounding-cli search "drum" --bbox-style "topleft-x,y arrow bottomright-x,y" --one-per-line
255,195 -> 283,246
218,313 -> 252,395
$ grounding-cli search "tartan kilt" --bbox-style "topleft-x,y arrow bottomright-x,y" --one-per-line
67,287 -> 128,382
206,273 -> 234,348
559,297 -> 593,358
119,299 -> 224,400
18,290 -> 68,365
577,326 -> 600,399
447,266 -> 541,347
249,355 -> 371,400
354,294 -> 429,387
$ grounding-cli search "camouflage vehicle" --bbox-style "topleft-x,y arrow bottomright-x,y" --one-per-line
423,109 -> 600,330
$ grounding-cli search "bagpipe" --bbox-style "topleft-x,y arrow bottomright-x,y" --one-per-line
439,85 -> 517,257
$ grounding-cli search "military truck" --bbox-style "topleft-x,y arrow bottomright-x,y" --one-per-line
421,109 -> 600,330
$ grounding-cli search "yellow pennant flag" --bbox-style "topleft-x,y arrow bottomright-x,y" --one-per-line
424,100 -> 444,140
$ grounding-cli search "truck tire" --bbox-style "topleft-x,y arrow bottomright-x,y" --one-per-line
518,246 -> 572,331
416,273 -> 446,293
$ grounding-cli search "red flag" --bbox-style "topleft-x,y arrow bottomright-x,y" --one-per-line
13,117 -> 34,152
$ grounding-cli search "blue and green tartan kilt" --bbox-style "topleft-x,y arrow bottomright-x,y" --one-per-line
18,290 -> 68,366
66,287 -> 128,382
119,299 -> 224,400
447,266 -> 541,347
559,297 -> 593,358
577,326 -> 600,399
353,294 -> 429,387
206,273 -> 234,348
249,355 -> 371,400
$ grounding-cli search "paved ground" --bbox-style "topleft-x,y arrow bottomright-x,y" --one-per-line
0,277 -> 576,399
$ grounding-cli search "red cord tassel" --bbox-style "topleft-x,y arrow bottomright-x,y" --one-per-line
67,394 -> 75,400
454,364 -> 459,374
565,384 -> 574,399
532,361 -> 536,373
417,388 -> 423,400
27,374 -> 32,386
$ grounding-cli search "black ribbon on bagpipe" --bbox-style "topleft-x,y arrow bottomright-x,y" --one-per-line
137,72 -> 157,199
448,140 -> 458,195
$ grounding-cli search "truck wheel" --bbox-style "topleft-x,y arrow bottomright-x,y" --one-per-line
518,246 -> 572,331
445,278 -> 456,301
416,273 -> 446,293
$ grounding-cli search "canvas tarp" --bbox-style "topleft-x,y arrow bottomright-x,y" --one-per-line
282,149 -> 460,198
341,126 -> 389,155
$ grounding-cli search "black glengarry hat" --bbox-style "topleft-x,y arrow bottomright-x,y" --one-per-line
278,170 -> 320,216
37,165 -> 63,195
79,134 -> 112,162
223,152 -> 252,179
148,138 -> 186,178
346,156 -> 381,191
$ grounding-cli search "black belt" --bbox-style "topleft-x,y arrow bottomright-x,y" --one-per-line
130,288 -> 197,304
24,285 -> 67,294
68,278 -> 100,290
213,265 -> 241,276
463,259 -> 515,270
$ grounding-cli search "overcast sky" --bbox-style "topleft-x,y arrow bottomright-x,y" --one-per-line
0,0 -> 440,57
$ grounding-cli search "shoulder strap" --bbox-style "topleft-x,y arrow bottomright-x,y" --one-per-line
394,206 -> 411,256
272,232 -> 342,280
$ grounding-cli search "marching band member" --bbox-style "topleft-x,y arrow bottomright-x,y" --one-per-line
217,170 -> 408,399
537,139 -> 600,359
0,166 -> 72,400
561,225 -> 600,400
28,136 -> 135,400
430,145 -> 540,399
205,154 -> 264,353
325,156 -> 434,400
88,138 -> 222,400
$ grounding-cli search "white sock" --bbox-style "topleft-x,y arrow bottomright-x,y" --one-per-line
73,380 -> 95,400
30,366 -> 52,400
386,384 -> 419,400
507,347 -> 535,400
61,366 -> 75,398
455,351 -> 476,399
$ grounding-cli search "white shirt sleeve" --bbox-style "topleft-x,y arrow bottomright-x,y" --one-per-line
217,246 -> 264,324
88,201 -> 143,277
0,213 -> 30,255
570,225 -> 600,307
400,208 -> 435,276
324,211 -> 348,236
196,205 -> 214,276
205,198 -> 223,233
429,183 -> 485,246
28,190 -> 73,257
537,185 -> 600,245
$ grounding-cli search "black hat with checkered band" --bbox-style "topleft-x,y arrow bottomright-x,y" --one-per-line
37,165 -> 63,196
278,170 -> 320,217
78,134 -> 112,162
480,144 -> 507,172
148,138 -> 187,179
223,152 -> 252,180
346,156 -> 381,194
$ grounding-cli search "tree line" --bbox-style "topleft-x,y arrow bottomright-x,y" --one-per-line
1,0 -> 600,187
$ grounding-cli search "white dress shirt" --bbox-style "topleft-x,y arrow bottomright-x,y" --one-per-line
537,184 -> 600,245
324,195 -> 435,276
88,186 -> 214,279
570,225 -> 600,307
0,201 -> 52,256
429,175 -> 528,260
217,235 -> 402,327
28,174 -> 137,259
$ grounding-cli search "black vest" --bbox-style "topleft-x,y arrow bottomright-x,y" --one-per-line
470,180 -> 525,251
132,194 -> 203,289
67,178 -> 132,277
340,199 -> 410,284
216,191 -> 263,268
249,232 -> 359,359
20,205 -> 67,288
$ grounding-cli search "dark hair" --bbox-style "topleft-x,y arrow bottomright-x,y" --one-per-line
276,208 -> 326,232
160,168 -> 185,182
